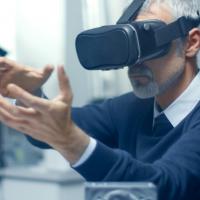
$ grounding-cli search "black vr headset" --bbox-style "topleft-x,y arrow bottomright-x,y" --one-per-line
76,0 -> 200,70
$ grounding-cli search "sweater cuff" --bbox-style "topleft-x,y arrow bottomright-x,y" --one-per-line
73,141 -> 118,181
72,137 -> 97,167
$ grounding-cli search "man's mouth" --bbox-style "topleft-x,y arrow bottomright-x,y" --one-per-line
129,74 -> 151,85
128,64 -> 153,85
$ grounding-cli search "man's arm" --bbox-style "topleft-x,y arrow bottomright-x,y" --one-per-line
73,127 -> 200,200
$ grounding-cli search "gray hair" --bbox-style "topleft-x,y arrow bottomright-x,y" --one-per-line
139,0 -> 200,22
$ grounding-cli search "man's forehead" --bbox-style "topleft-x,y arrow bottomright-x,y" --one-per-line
135,2 -> 173,23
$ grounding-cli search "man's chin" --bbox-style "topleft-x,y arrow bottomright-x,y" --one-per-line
133,91 -> 156,99
130,82 -> 159,99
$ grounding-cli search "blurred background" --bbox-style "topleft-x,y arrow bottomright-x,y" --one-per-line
0,0 -> 133,199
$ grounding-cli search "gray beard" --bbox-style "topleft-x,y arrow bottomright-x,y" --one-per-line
129,65 -> 184,99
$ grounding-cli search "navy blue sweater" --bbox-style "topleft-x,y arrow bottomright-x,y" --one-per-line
28,93 -> 200,200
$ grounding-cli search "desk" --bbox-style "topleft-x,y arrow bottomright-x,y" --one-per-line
0,167 -> 85,200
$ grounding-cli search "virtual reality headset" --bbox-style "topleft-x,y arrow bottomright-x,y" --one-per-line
76,0 -> 200,70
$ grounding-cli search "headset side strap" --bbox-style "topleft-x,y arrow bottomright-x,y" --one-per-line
154,17 -> 200,47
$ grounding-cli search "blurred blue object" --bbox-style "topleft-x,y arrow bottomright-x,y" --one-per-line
0,47 -> 7,57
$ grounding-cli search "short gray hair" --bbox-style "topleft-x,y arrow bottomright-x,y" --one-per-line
139,0 -> 200,21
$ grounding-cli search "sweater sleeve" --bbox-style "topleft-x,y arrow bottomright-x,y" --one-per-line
73,122 -> 200,200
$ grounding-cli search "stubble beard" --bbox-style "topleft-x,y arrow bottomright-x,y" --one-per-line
128,64 -> 184,99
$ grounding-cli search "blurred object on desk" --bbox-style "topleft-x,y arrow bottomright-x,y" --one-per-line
85,182 -> 157,200
0,167 -> 85,200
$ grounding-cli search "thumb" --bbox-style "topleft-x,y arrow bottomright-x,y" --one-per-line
57,65 -> 73,103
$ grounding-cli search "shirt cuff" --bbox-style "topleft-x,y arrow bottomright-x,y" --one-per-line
72,137 -> 97,168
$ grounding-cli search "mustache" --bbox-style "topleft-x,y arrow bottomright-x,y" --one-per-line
128,64 -> 153,79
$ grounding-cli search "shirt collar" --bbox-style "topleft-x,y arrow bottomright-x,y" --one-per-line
154,71 -> 200,127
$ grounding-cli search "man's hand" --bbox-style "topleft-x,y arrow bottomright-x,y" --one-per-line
0,66 -> 90,164
0,57 -> 54,97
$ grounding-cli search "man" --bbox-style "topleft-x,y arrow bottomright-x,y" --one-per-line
0,0 -> 199,199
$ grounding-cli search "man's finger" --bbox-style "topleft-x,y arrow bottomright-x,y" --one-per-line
57,66 -> 73,102
0,105 -> 28,125
0,107 -> 35,138
0,68 -> 9,72
7,84 -> 50,111
0,96 -> 36,115
0,98 -> 38,119
0,57 -> 16,69
0,57 -> 10,71
43,64 -> 54,81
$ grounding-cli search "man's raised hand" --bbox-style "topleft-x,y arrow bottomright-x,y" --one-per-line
0,66 -> 90,164
0,57 -> 54,97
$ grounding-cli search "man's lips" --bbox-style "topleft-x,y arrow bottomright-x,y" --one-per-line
129,74 -> 151,84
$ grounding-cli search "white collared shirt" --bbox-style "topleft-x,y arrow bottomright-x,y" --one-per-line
154,71 -> 200,127
73,71 -> 200,167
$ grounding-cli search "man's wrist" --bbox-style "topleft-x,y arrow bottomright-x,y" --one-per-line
55,124 -> 91,165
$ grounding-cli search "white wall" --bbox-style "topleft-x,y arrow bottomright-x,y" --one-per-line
16,0 -> 95,106
16,0 -> 67,100
0,0 -> 17,59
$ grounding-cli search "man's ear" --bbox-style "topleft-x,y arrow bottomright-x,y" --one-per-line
185,28 -> 200,58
